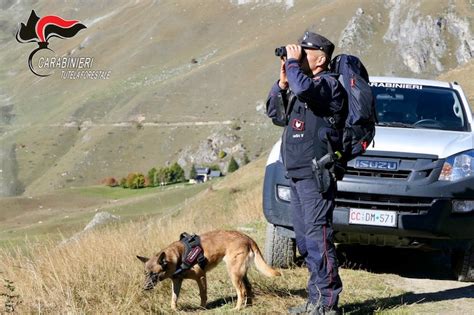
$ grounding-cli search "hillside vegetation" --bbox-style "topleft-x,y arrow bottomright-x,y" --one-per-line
438,59 -> 474,107
1,1 -> 473,312
0,0 -> 472,196
1,158 -> 473,314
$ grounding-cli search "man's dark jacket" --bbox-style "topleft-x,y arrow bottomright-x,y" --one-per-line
266,58 -> 347,179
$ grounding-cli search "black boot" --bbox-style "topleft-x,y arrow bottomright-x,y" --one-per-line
316,305 -> 341,315
288,301 -> 320,315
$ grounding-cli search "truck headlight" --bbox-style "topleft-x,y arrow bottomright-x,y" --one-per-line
452,200 -> 474,213
277,185 -> 291,202
439,150 -> 474,181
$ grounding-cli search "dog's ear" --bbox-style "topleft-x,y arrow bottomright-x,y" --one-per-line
158,252 -> 168,269
136,255 -> 149,263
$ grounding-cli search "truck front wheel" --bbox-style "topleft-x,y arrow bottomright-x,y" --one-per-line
264,223 -> 296,268
452,244 -> 474,282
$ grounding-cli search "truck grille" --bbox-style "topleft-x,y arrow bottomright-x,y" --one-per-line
345,167 -> 411,179
335,192 -> 434,213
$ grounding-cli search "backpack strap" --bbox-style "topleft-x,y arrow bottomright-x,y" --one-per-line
173,232 -> 207,277
319,73 -> 346,130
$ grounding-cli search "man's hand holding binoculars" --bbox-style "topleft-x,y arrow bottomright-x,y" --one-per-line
279,58 -> 288,89
278,44 -> 303,90
285,44 -> 303,60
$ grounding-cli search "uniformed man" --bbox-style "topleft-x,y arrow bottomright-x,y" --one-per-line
266,31 -> 347,315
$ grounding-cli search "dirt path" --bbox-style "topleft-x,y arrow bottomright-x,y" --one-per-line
387,276 -> 474,314
340,246 -> 474,314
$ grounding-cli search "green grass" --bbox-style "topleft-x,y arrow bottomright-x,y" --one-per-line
100,182 -> 215,218
70,182 -> 195,199
0,180 -> 217,248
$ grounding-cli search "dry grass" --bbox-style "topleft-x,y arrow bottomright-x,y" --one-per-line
0,158 -> 410,313
0,159 -> 267,313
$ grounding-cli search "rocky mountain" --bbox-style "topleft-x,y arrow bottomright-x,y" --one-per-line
0,0 -> 472,196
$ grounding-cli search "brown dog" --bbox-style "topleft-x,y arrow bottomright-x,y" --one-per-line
137,230 -> 281,310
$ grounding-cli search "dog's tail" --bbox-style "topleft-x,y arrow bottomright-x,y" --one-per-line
250,240 -> 281,277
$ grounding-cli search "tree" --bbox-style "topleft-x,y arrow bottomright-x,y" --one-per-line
208,164 -> 221,171
120,177 -> 127,188
169,162 -> 185,183
126,173 -> 137,188
190,164 -> 197,180
102,177 -> 118,187
131,173 -> 145,189
147,167 -> 157,187
227,156 -> 239,173
144,176 -> 152,187
156,167 -> 172,185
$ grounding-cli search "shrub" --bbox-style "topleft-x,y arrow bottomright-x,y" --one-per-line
144,176 -> 152,187
189,164 -> 197,180
101,177 -> 118,187
147,167 -> 157,187
218,150 -> 227,159
227,156 -> 239,173
231,122 -> 241,130
208,164 -> 221,171
119,177 -> 127,188
156,167 -> 171,186
1,278 -> 22,312
243,153 -> 250,165
130,173 -> 145,189
125,173 -> 137,188
134,121 -> 143,130
169,162 -> 185,183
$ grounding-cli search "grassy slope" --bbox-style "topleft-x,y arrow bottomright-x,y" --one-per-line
3,156 -> 464,314
0,181 -> 211,247
2,0 -> 472,195
438,60 -> 474,108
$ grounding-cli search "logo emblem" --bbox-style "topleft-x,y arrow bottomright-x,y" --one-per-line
291,119 -> 305,131
16,10 -> 86,77
355,160 -> 398,171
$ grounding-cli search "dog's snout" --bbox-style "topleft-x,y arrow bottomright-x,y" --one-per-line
143,272 -> 160,290
143,284 -> 154,290
143,279 -> 155,290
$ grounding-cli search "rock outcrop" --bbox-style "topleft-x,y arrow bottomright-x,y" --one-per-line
382,1 -> 472,73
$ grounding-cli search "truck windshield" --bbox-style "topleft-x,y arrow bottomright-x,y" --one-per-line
371,84 -> 468,131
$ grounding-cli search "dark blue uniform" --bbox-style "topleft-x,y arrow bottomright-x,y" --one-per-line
266,57 -> 346,310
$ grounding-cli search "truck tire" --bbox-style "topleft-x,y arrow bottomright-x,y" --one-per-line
452,245 -> 474,282
264,223 -> 296,268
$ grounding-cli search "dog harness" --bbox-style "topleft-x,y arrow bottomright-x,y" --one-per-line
173,232 -> 207,277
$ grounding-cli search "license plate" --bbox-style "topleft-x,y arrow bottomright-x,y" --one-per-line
349,208 -> 397,227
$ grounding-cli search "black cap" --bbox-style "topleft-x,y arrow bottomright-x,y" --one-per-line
298,31 -> 335,58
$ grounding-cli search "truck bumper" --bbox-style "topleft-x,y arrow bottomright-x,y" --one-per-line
263,161 -> 474,249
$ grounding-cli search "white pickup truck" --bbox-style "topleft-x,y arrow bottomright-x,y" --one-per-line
263,76 -> 474,281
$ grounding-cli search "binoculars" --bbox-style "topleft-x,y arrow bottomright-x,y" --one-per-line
274,46 -> 306,58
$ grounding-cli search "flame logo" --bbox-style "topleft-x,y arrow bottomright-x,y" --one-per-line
291,119 -> 305,131
16,10 -> 86,77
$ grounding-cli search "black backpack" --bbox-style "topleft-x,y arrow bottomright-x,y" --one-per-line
330,54 -> 376,161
